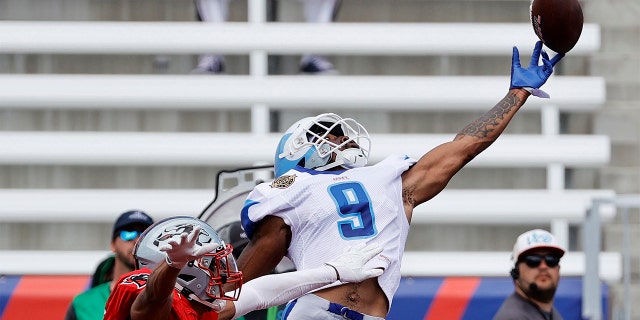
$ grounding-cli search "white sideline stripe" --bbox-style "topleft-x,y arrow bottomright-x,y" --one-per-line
0,22 -> 600,55
401,251 -> 622,282
0,75 -> 605,111
0,189 -> 212,222
412,189 -> 616,224
0,250 -> 621,282
0,251 -> 112,275
0,189 -> 615,223
0,132 -> 610,167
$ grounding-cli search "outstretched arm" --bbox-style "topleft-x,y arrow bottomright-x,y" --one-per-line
218,243 -> 384,320
130,262 -> 180,320
402,41 -> 564,211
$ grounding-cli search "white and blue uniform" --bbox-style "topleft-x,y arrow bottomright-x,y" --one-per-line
241,154 -> 417,312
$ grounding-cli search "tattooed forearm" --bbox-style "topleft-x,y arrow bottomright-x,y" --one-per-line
456,92 -> 522,139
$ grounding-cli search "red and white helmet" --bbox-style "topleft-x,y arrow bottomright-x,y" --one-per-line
134,216 -> 243,307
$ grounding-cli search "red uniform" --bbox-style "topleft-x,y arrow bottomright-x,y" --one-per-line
104,268 -> 219,320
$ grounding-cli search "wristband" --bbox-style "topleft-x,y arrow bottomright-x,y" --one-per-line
522,87 -> 550,99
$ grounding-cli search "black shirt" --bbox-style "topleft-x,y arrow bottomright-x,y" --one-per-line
493,292 -> 564,320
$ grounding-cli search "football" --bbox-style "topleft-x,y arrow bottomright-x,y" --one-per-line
530,0 -> 584,53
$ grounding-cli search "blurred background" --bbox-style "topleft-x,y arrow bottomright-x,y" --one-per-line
0,0 -> 638,319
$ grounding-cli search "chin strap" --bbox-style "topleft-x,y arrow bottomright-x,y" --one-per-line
314,158 -> 343,172
314,148 -> 367,172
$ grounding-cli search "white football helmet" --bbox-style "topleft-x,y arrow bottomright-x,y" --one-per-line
134,216 -> 242,308
275,113 -> 371,177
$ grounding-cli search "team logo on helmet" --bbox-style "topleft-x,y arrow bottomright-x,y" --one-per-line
153,223 -> 212,247
270,174 -> 297,189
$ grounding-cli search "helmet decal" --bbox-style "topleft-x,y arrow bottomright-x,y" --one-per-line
153,223 -> 212,247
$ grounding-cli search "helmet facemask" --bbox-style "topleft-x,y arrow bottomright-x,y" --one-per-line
176,243 -> 242,308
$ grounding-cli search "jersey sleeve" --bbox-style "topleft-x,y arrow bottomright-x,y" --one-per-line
240,188 -> 267,240
240,183 -> 296,240
379,154 -> 417,172
103,270 -> 150,320
233,265 -> 336,318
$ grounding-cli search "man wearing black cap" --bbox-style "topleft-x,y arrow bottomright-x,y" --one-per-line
65,210 -> 154,320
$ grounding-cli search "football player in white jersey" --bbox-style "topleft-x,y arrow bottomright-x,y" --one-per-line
238,41 -> 564,319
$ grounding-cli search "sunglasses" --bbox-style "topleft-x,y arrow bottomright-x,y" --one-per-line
520,255 -> 561,268
119,230 -> 141,241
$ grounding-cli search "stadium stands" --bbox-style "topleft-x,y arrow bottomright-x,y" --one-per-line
0,8 -> 621,318
0,2 -> 619,318
0,75 -> 605,111
0,18 -> 614,269
0,21 -> 600,56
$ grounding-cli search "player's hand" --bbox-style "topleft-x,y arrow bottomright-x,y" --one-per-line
210,299 -> 227,313
325,242 -> 384,283
510,41 -> 564,98
159,225 -> 220,269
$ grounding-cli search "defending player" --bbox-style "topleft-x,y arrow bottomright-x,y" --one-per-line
237,41 -> 564,319
103,216 -> 383,320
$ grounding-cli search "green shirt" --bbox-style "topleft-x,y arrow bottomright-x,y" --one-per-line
65,282 -> 111,320
238,305 -> 282,320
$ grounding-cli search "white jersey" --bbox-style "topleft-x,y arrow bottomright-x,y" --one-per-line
241,154 -> 417,309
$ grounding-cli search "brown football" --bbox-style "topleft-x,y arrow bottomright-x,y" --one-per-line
530,0 -> 584,53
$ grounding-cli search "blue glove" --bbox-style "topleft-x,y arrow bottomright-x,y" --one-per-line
510,41 -> 564,98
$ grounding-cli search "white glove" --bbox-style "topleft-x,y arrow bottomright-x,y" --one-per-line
159,225 -> 220,269
209,299 -> 226,312
325,242 -> 384,283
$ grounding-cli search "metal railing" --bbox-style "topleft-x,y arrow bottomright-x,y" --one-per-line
587,195 -> 640,320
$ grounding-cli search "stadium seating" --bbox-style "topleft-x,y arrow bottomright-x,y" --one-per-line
0,1 -> 620,317
0,18 -> 616,283
0,21 -> 600,56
